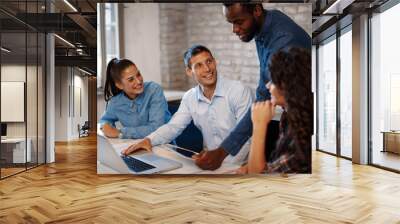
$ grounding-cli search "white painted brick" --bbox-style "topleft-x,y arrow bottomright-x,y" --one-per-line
159,3 -> 310,90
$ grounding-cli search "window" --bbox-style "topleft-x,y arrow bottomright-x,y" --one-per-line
370,2 -> 400,171
97,3 -> 120,91
317,36 -> 337,154
339,27 -> 352,158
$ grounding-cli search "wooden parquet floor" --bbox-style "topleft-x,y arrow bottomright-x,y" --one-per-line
1,135 -> 400,223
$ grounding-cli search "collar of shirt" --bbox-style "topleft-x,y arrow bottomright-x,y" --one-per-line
255,10 -> 272,43
119,91 -> 145,108
195,76 -> 225,103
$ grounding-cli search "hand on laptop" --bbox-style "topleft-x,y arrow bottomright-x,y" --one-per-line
122,138 -> 152,155
102,123 -> 120,138
193,147 -> 228,170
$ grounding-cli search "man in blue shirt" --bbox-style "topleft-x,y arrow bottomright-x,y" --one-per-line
194,3 -> 311,170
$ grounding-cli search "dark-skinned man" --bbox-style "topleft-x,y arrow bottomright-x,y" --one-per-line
193,3 -> 311,170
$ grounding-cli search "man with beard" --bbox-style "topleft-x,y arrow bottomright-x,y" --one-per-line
194,3 -> 311,170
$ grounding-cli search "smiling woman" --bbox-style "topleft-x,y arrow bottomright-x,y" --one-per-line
98,58 -> 171,139
241,47 -> 312,174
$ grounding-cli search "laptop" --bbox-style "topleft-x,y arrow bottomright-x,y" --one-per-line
98,134 -> 182,174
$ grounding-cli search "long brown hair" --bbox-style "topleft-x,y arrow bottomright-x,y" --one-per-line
269,47 -> 312,172
104,58 -> 135,102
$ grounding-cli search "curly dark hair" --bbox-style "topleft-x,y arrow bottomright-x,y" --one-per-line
269,47 -> 312,172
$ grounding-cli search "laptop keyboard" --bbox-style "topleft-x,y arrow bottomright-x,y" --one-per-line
121,155 -> 156,173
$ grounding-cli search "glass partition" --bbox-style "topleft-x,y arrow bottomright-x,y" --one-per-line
0,0 -> 46,179
1,31 -> 28,178
27,31 -> 38,169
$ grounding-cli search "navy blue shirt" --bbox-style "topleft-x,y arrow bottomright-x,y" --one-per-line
220,10 -> 311,156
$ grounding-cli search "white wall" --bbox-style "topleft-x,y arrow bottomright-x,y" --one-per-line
54,67 -> 89,141
97,93 -> 106,122
1,65 -> 35,137
122,3 -> 161,84
55,67 -> 68,141
72,73 -> 89,138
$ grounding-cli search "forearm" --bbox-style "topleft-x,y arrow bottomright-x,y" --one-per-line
101,123 -> 120,138
147,124 -> 182,146
248,126 -> 268,174
147,105 -> 193,145
99,119 -> 116,128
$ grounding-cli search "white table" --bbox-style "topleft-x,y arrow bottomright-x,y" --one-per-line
1,138 -> 31,163
97,136 -> 240,174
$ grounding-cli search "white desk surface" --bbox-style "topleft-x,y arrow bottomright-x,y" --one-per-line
1,137 -> 28,143
97,136 -> 240,175
164,90 -> 186,102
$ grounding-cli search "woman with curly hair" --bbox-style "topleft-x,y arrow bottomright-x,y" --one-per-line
237,47 -> 312,174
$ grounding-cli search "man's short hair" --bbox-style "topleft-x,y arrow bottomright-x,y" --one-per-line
183,45 -> 213,68
222,3 -> 264,14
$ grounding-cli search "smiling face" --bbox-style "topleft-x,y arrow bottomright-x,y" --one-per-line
223,3 -> 262,42
115,64 -> 144,99
186,51 -> 217,88
266,81 -> 286,107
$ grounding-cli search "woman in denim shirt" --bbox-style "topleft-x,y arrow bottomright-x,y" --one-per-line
100,58 -> 171,139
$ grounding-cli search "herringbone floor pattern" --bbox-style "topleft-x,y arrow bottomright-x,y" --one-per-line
1,135 -> 400,223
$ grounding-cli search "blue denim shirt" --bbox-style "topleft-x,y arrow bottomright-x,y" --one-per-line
99,81 -> 171,139
220,10 -> 311,156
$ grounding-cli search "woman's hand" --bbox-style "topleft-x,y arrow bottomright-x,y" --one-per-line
251,100 -> 276,128
102,123 -> 120,138
121,138 -> 152,155
236,164 -> 248,174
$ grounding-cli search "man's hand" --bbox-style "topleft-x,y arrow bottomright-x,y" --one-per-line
121,138 -> 152,155
102,123 -> 120,138
193,147 -> 228,170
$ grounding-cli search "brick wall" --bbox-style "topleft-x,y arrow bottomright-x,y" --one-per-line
159,3 -> 189,90
159,3 -> 311,91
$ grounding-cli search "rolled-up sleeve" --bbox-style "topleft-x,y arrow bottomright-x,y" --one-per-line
147,94 -> 193,146
99,102 -> 118,128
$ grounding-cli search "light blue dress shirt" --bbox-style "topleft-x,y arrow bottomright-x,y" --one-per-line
99,81 -> 171,139
147,77 -> 254,164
